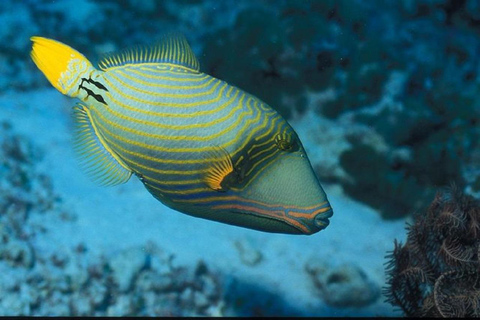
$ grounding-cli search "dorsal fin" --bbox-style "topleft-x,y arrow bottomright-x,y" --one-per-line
98,34 -> 200,72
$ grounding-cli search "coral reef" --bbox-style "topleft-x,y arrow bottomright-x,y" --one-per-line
0,121 -> 317,316
0,242 -> 225,316
384,187 -> 480,317
320,0 -> 480,219
0,120 -> 62,239
0,121 -> 226,316
222,275 -> 306,317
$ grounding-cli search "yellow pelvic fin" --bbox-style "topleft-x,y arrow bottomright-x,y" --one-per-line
204,147 -> 234,192
30,36 -> 93,95
72,103 -> 132,186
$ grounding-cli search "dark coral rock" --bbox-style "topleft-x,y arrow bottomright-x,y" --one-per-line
317,0 -> 480,218
339,140 -> 435,219
339,59 -> 480,218
384,187 -> 480,317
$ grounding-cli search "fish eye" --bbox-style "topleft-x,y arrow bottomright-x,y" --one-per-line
275,133 -> 298,152
275,133 -> 292,151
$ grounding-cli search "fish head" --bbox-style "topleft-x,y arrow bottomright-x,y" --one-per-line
233,147 -> 332,235
205,127 -> 333,236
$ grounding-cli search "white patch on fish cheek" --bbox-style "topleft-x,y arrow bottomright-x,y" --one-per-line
60,59 -> 89,95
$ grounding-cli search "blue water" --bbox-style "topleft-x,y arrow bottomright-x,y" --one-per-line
1,0 -> 479,316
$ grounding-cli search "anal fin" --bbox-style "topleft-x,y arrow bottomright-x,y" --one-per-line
72,103 -> 132,186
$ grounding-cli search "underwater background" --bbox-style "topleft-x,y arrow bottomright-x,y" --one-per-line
1,0 -> 480,316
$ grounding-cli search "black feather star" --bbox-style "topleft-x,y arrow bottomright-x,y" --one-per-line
384,186 -> 480,317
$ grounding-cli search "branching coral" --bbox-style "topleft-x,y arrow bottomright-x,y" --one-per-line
384,187 -> 480,317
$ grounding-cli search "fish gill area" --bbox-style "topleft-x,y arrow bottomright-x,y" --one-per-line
1,0 -> 480,317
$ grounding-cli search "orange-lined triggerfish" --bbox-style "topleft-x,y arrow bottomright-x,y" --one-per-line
30,34 -> 333,235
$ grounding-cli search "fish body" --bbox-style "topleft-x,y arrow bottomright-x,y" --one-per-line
30,35 -> 333,235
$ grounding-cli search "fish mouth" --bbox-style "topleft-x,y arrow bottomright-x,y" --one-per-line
208,199 -> 333,235
313,207 -> 333,230
279,201 -> 333,234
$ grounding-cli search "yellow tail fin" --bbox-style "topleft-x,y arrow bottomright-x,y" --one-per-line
30,37 -> 93,96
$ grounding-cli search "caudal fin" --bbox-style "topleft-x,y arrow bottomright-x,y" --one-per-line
30,37 -> 93,96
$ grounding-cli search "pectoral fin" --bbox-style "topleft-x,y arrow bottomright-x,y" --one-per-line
203,147 -> 234,192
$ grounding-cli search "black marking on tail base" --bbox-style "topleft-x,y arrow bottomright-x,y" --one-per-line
81,77 -> 109,92
79,77 -> 108,105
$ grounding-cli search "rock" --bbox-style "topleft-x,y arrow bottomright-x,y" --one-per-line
109,247 -> 147,292
0,292 -> 30,316
234,238 -> 263,266
0,238 -> 35,268
107,294 -> 134,316
85,278 -> 108,308
193,290 -> 210,309
136,270 -> 173,292
39,290 -> 71,316
205,301 -> 225,317
64,260 -> 89,291
70,292 -> 92,316
180,287 -> 194,306
306,260 -> 380,307
0,263 -> 22,291
200,274 -> 218,299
